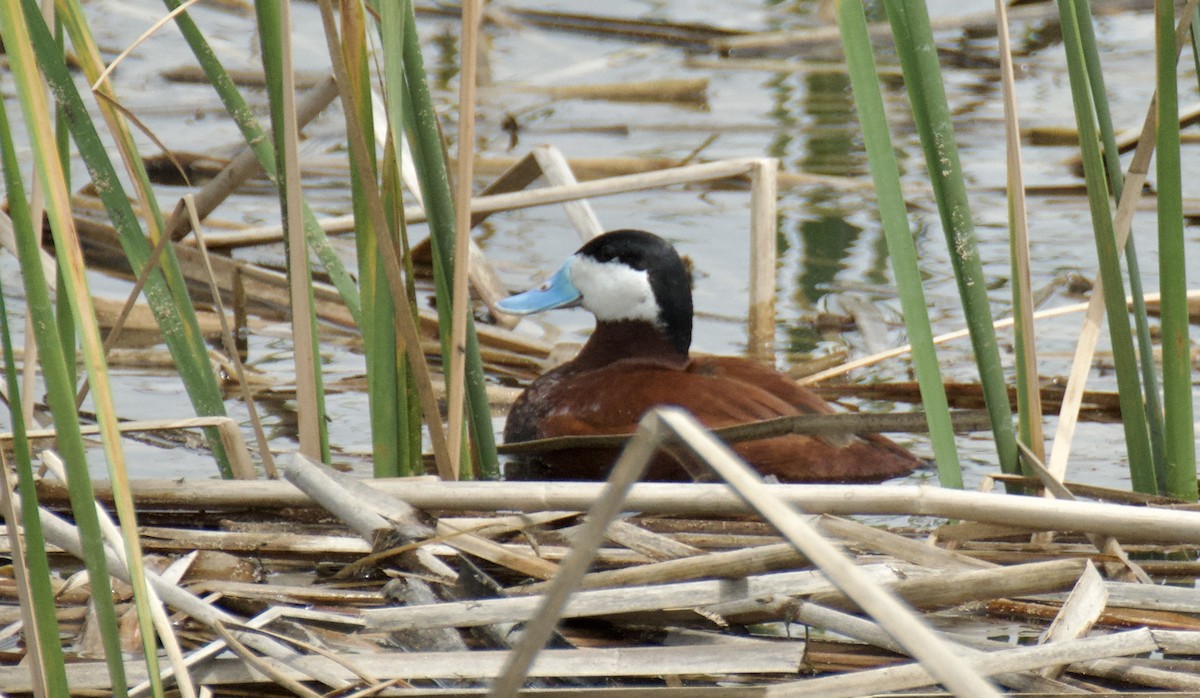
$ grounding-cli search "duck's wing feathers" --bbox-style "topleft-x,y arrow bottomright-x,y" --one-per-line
534,358 -> 798,439
515,356 -> 922,483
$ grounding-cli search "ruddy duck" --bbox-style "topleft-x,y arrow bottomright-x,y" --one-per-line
498,229 -> 922,482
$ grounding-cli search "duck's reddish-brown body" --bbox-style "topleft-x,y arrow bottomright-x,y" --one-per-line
504,320 -> 922,482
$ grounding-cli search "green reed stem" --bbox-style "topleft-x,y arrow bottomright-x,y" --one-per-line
1154,0 -> 1195,500
255,0 -> 329,461
43,0 -> 233,480
160,0 -> 362,327
880,0 -> 1020,482
53,17 -> 76,391
1073,0 -> 1166,486
0,8 -> 128,691
836,0 -> 962,487
398,0 -> 498,479
0,100 -> 71,698
20,6 -> 170,690
1057,0 -> 1157,493
336,0 -> 403,477
378,1 -> 424,473
1192,6 -> 1200,85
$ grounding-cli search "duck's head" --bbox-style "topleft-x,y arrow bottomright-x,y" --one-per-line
498,229 -> 693,355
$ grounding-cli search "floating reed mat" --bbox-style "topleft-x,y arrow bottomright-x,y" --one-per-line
12,454 -> 1200,695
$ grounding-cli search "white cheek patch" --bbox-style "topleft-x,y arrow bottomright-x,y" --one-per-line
569,255 -> 659,324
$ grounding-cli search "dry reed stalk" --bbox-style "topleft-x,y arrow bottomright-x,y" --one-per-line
77,207 -> 554,364
1016,442 -> 1151,583
446,0 -> 482,476
711,0 -> 1151,54
686,56 -> 869,74
815,514 -> 996,570
48,479 -> 1200,543
32,505 -> 353,692
515,77 -> 709,104
1038,560 -> 1107,679
183,580 -> 381,606
164,76 -> 339,243
489,411 -> 666,696
0,643 -> 804,692
479,6 -> 743,47
408,147 -> 593,326
435,520 -> 559,580
0,453 -> 51,697
599,518 -> 703,560
211,620 -> 324,698
799,290 -> 1200,386
135,526 -> 370,559
160,64 -> 328,88
748,159 -> 778,358
995,0 -> 1044,463
772,628 -> 1157,698
514,540 -> 807,595
788,602 -> 1083,694
2,416 -> 254,479
651,413 -> 997,696
1068,656 -> 1200,691
985,474 -> 1183,505
1062,101 -> 1200,160
362,564 -> 907,632
271,0 -> 322,460
284,455 -> 439,557
1101,580 -> 1200,613
283,454 -> 471,658
39,452 -> 198,698
90,295 -> 227,337
807,557 -> 1085,612
184,196 -> 274,477
986,598 -> 1200,632
532,145 -> 605,240
234,158 -> 764,243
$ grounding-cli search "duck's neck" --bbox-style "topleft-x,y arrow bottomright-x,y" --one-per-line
570,320 -> 689,371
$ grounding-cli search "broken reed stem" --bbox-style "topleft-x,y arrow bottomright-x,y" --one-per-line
748,158 -> 777,359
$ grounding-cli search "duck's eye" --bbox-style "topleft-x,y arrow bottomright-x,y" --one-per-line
598,244 -> 615,262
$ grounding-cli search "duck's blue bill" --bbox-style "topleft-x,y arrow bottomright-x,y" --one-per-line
497,262 -> 580,315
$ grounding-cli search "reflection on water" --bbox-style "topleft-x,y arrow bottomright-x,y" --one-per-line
783,67 -> 896,355
798,71 -> 861,178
